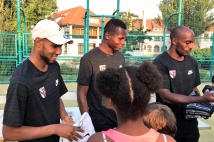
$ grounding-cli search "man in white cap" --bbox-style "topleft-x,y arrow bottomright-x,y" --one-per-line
2,19 -> 83,142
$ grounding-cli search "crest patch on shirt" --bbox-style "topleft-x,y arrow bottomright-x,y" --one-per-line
169,70 -> 176,78
39,86 -> 46,98
99,65 -> 106,71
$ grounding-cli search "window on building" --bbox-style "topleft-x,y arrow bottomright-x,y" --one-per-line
147,45 -> 152,52
78,43 -> 95,55
154,37 -> 160,41
144,45 -> 146,50
133,45 -> 140,50
72,28 -> 83,34
89,18 -> 100,24
64,26 -> 70,34
78,43 -> 84,55
72,26 -> 84,38
204,33 -> 209,41
154,45 -> 160,52
154,28 -> 161,31
99,29 -> 104,37
89,27 -> 98,37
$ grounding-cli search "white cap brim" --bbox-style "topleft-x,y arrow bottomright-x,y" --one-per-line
47,35 -> 73,45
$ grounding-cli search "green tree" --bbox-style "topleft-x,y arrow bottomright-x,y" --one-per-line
1,0 -> 57,33
190,48 -> 212,70
120,11 -> 149,55
155,0 -> 214,36
190,48 -> 211,58
120,11 -> 139,30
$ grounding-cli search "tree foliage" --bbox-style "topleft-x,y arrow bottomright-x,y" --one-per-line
120,11 -> 149,55
120,11 -> 139,30
0,0 -> 57,33
155,0 -> 214,36
190,48 -> 211,58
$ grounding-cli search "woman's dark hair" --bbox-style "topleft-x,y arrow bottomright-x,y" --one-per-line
95,61 -> 162,122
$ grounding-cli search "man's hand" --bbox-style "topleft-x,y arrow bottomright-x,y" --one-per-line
55,124 -> 84,141
202,92 -> 214,102
62,115 -> 74,125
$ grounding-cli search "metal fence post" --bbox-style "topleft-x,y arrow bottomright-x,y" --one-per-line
116,0 -> 120,18
210,32 -> 214,78
84,0 -> 90,54
177,0 -> 182,25
17,0 -> 22,64
84,0 -> 120,54
162,13 -> 178,52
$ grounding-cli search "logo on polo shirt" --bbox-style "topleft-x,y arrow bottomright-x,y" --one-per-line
39,86 -> 46,98
169,70 -> 176,78
119,65 -> 123,68
188,70 -> 193,75
56,79 -> 59,86
99,65 -> 106,71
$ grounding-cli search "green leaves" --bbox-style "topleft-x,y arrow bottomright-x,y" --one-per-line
156,0 -> 214,36
1,0 -> 57,33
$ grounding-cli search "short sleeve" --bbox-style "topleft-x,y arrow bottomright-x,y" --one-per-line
194,59 -> 201,87
212,75 -> 214,84
77,56 -> 93,86
153,59 -> 170,90
57,62 -> 68,96
3,77 -> 29,126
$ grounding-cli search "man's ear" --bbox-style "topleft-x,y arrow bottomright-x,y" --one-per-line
172,37 -> 177,45
34,38 -> 42,48
109,99 -> 114,107
105,32 -> 110,40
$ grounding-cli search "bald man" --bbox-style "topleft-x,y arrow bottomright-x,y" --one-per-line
153,26 -> 214,142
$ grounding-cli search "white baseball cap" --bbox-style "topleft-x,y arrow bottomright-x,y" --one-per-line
32,19 -> 73,45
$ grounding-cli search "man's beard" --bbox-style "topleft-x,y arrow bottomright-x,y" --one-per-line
39,51 -> 49,64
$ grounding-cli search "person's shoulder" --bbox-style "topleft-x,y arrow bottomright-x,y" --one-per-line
114,51 -> 124,58
10,71 -> 32,86
87,132 -> 104,142
12,59 -> 32,78
156,134 -> 176,142
153,52 -> 168,65
83,47 -> 99,57
154,52 -> 167,61
165,134 -> 176,142
49,61 -> 60,69
186,55 -> 197,61
185,55 -> 198,64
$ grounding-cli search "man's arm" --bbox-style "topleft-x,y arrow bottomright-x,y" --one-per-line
59,98 -> 74,125
3,124 -> 83,141
77,84 -> 89,114
158,88 -> 214,104
193,87 -> 201,95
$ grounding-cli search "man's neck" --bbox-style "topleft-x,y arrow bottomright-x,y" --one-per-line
99,42 -> 114,55
167,48 -> 184,61
29,54 -> 48,72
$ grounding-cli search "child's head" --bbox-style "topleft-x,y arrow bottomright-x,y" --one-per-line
143,102 -> 177,137
95,61 -> 162,122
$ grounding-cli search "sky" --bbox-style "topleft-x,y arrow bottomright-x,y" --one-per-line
57,0 -> 162,19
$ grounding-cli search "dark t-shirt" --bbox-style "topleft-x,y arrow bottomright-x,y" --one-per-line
77,47 -> 125,131
153,51 -> 201,135
3,59 -> 68,142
